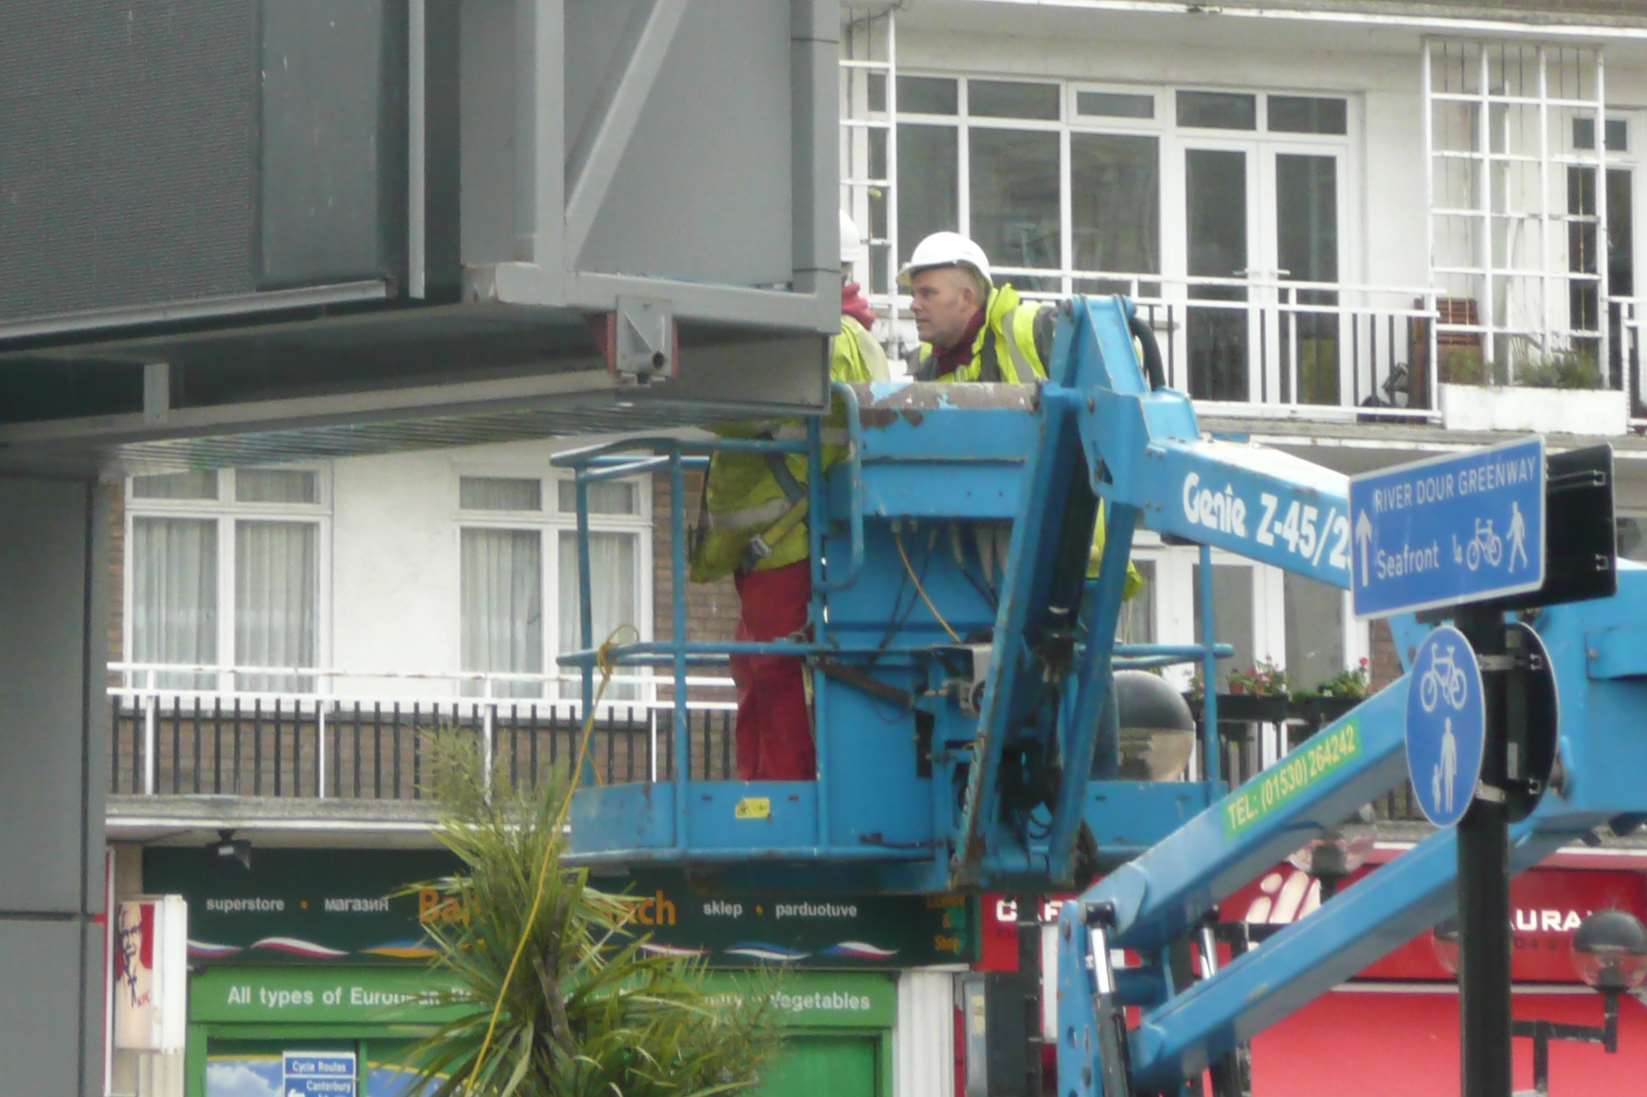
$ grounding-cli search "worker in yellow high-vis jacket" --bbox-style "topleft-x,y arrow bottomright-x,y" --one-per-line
900,231 -> 1144,595
687,213 -> 889,780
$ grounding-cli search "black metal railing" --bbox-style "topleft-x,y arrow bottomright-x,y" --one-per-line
110,695 -> 736,800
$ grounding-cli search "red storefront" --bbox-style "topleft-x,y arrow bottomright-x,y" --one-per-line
980,846 -> 1647,1095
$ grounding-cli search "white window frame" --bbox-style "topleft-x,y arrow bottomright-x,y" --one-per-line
453,463 -> 654,700
1127,531 -> 1368,698
888,73 -> 1361,363
123,465 -> 332,692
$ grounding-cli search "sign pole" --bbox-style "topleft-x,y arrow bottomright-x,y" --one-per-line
1456,604 -> 1510,1097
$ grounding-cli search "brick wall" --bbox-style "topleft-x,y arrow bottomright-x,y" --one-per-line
651,470 -> 741,645
1369,618 -> 1402,691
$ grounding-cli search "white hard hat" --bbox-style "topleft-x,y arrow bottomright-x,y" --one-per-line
839,211 -> 864,266
897,231 -> 993,289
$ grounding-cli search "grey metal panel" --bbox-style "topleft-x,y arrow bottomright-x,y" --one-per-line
458,0 -> 519,268
0,921 -> 84,1095
83,920 -> 104,1096
579,0 -> 795,286
258,0 -> 408,289
0,478 -> 94,912
0,1 -> 259,322
84,485 -> 111,915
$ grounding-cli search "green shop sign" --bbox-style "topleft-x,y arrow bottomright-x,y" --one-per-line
191,965 -> 894,1033
144,848 -> 975,969
191,965 -> 471,1025
702,970 -> 897,1029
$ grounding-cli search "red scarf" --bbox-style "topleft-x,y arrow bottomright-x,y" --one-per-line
930,306 -> 988,378
841,281 -> 876,329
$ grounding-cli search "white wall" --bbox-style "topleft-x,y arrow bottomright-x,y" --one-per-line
327,435 -> 648,699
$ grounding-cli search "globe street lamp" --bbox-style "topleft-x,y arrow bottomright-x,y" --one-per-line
1431,909 -> 1647,1096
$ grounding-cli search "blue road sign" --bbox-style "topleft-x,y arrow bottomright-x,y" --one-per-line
1348,437 -> 1544,618
282,1051 -> 355,1097
1406,626 -> 1486,827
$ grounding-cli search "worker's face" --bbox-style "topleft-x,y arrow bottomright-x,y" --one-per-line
910,267 -> 983,350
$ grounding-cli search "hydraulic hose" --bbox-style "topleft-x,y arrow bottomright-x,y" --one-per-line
1129,311 -> 1167,391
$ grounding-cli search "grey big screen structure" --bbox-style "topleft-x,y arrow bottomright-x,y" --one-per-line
0,2 -> 839,1091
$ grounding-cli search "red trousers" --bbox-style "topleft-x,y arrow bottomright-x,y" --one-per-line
731,561 -> 814,780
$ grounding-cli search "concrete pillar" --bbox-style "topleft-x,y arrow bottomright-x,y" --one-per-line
0,475 -> 109,1095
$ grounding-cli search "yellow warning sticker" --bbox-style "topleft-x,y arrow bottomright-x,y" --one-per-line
734,797 -> 771,820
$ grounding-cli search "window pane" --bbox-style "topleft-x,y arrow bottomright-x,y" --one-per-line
1075,90 -> 1154,120
1574,117 -> 1629,151
1267,96 -> 1348,135
1118,559 -> 1156,644
132,517 -> 218,689
1185,148 -> 1250,400
1284,573 -> 1345,695
461,528 -> 543,699
235,520 -> 318,692
1177,91 -> 1257,130
235,469 -> 318,504
460,476 -> 542,511
969,129 -> 1061,274
559,531 -> 639,701
969,80 -> 1058,120
557,479 -> 639,516
1192,563 -> 1255,691
1276,154 -> 1341,405
1072,134 -> 1160,275
1073,89 -> 1152,118
897,124 -> 959,265
897,75 -> 956,115
133,470 -> 218,500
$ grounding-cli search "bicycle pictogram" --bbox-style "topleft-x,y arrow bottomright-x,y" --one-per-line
1454,516 -> 1504,573
1419,642 -> 1469,713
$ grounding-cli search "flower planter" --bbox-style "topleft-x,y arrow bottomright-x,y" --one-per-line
1439,382 -> 1628,436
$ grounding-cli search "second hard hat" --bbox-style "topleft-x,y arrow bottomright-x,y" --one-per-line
840,210 -> 864,266
897,231 -> 993,289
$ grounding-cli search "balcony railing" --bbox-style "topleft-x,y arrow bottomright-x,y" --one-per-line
878,272 -> 1442,421
109,663 -> 1426,824
108,662 -> 736,800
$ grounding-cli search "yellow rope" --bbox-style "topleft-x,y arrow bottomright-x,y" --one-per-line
894,529 -> 962,643
463,623 -> 639,1097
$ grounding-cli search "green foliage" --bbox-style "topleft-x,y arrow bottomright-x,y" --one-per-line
404,733 -> 781,1097
1312,658 -> 1371,699
1438,346 -> 1490,386
1439,344 -> 1604,390
1515,348 -> 1602,389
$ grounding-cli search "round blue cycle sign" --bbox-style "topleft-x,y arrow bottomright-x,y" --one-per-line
1405,625 -> 1487,827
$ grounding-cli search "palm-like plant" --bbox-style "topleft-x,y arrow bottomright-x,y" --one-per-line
406,734 -> 779,1096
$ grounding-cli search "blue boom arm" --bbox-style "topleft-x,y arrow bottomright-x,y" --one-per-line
1025,298 -> 1647,1095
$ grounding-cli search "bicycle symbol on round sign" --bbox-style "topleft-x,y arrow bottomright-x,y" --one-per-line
1405,625 -> 1487,828
1418,642 -> 1470,713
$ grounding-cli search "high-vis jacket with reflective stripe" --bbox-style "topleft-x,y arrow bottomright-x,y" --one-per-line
910,283 -> 1054,385
689,316 -> 887,584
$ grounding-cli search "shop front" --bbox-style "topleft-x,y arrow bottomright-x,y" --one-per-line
978,850 -> 1647,1095
144,847 -> 971,1097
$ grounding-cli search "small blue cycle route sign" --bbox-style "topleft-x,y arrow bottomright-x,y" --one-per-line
1348,436 -> 1545,619
1406,626 -> 1487,827
282,1050 -> 356,1097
